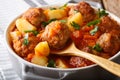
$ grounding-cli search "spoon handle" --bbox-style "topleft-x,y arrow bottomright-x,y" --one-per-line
72,49 -> 120,77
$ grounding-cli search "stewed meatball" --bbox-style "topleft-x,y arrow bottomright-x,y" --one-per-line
78,2 -> 96,22
96,32 -> 120,55
69,1 -> 96,22
13,33 -> 40,58
98,16 -> 120,33
41,21 -> 70,49
22,8 -> 46,27
70,56 -> 93,68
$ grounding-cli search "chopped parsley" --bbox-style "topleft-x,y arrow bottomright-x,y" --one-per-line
24,30 -> 39,36
74,10 -> 79,14
93,44 -> 102,52
59,3 -> 68,9
62,3 -> 68,7
23,33 -> 29,45
90,26 -> 99,35
47,59 -> 56,68
87,19 -> 101,26
42,18 -> 57,27
70,21 -> 80,30
98,9 -> 108,18
60,20 -> 67,23
50,7 -> 56,10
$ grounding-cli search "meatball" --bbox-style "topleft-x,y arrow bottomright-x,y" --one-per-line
41,21 -> 70,49
13,33 -> 40,57
22,8 -> 46,27
69,1 -> 95,22
98,16 -> 120,33
70,56 -> 93,68
96,32 -> 120,55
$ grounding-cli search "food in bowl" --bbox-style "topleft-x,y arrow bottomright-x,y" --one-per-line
9,2 -> 120,69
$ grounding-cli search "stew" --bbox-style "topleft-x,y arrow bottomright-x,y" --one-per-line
10,1 -> 120,68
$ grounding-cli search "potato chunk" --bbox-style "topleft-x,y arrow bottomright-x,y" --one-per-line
35,41 -> 50,56
67,12 -> 83,31
16,18 -> 36,33
31,55 -> 48,66
56,59 -> 68,68
45,9 -> 67,19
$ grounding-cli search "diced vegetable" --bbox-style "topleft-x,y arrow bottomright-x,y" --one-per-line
47,59 -> 56,68
26,53 -> 34,61
35,41 -> 50,57
56,59 -> 68,68
31,55 -> 48,66
45,9 -> 67,19
10,31 -> 21,40
67,12 -> 83,31
16,18 -> 36,33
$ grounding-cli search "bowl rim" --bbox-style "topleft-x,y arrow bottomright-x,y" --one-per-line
4,3 -> 120,71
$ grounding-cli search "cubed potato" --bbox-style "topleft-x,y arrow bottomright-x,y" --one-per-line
10,31 -> 21,40
31,55 -> 48,66
16,18 -> 36,33
35,41 -> 50,57
46,9 -> 67,19
67,12 -> 83,31
56,58 -> 68,68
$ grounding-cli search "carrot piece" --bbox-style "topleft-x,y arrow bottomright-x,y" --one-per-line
83,26 -> 94,32
26,53 -> 34,61
83,34 -> 97,40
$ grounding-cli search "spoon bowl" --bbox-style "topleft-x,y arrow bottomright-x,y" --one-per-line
51,42 -> 120,77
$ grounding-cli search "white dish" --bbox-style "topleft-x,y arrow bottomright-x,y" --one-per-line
4,3 -> 120,80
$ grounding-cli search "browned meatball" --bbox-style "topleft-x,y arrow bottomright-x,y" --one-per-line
13,33 -> 40,58
96,32 -> 120,55
69,1 -> 96,22
41,21 -> 70,49
78,2 -> 96,22
70,56 -> 93,68
22,8 -> 46,27
98,16 -> 120,33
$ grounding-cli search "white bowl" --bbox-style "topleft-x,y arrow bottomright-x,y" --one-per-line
4,3 -> 120,80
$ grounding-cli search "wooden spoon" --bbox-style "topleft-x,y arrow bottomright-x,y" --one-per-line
51,42 -> 120,77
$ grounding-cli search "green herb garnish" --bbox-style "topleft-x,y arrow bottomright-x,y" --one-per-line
93,44 -> 102,52
74,10 -> 79,14
70,21 -> 80,30
59,3 -> 68,9
87,19 -> 101,26
60,20 -> 67,23
98,9 -> 108,18
42,18 -> 57,27
90,26 -> 98,35
50,8 -> 56,10
23,34 -> 29,45
63,3 -> 68,7
47,59 -> 56,68
24,30 -> 39,36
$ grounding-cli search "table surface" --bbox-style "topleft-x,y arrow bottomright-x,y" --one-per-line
102,0 -> 120,18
